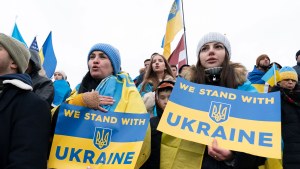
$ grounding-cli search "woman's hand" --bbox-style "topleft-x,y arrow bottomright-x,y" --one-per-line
82,90 -> 114,112
207,138 -> 233,161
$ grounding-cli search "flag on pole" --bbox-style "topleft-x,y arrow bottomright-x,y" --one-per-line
11,23 -> 28,47
39,31 -> 57,78
262,63 -> 280,87
29,37 -> 39,52
161,0 -> 183,59
168,34 -> 187,69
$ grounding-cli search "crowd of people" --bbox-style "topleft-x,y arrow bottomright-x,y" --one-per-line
1,31 -> 299,169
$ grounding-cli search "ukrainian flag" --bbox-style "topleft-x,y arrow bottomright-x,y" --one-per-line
39,31 -> 57,78
262,63 -> 280,87
11,23 -> 28,47
162,0 -> 183,59
251,84 -> 267,93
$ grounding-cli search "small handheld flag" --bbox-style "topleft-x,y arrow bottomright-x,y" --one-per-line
262,63 -> 280,87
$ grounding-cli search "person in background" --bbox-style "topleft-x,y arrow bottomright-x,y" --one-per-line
160,32 -> 265,169
178,64 -> 190,77
248,54 -> 271,84
293,50 -> 300,84
26,48 -> 54,107
138,53 -> 175,117
134,58 -> 151,87
248,54 -> 271,93
51,70 -> 71,108
141,80 -> 175,169
0,33 -> 50,169
270,66 -> 300,169
170,64 -> 178,77
51,43 -> 150,168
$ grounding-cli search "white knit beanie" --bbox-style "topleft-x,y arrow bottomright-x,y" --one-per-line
55,70 -> 67,80
196,32 -> 231,58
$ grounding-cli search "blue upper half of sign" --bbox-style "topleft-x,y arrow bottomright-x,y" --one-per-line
55,104 -> 150,142
170,78 -> 280,122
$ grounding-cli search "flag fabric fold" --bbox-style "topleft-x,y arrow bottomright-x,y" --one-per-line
168,34 -> 187,69
39,31 -> 57,78
262,63 -> 280,87
162,0 -> 183,59
11,23 -> 28,47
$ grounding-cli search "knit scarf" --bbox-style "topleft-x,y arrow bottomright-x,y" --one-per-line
281,88 -> 300,107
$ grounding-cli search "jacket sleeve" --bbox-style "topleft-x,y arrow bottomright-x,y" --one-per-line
66,93 -> 86,107
9,94 -> 51,169
34,79 -> 54,106
234,152 -> 266,169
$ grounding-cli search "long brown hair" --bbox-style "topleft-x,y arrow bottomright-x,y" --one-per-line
140,53 -> 175,93
193,51 -> 238,88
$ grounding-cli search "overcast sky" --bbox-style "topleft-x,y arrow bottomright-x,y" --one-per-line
1,0 -> 299,88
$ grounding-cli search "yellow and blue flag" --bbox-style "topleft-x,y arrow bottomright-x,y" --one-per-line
251,84 -> 267,93
39,31 -> 57,78
157,78 -> 281,159
262,63 -> 280,87
162,0 -> 183,59
48,103 -> 150,169
11,23 -> 28,47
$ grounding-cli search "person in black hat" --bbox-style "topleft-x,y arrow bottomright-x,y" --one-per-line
26,49 -> 54,107
293,50 -> 300,84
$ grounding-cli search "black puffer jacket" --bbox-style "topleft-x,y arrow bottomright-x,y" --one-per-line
271,85 -> 300,169
0,74 -> 51,169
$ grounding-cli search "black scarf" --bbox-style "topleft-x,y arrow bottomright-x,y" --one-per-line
78,72 -> 102,94
280,87 -> 300,107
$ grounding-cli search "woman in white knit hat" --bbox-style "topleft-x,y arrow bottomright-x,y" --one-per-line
159,32 -> 264,169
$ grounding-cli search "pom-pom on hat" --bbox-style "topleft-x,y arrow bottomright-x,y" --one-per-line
87,43 -> 121,75
0,33 -> 30,73
196,32 -> 231,58
279,66 -> 298,82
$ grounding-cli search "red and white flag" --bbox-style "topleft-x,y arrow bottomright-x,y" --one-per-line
168,34 -> 187,69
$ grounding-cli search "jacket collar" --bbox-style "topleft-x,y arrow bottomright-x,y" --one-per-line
0,73 -> 33,91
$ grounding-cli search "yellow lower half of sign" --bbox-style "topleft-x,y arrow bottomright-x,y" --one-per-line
48,135 -> 143,169
158,101 -> 281,159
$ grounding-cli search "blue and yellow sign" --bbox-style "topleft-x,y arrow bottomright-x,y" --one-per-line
157,78 -> 281,159
48,103 -> 150,169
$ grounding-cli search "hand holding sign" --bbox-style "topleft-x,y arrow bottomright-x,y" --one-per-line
157,78 -> 281,159
208,138 -> 234,161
